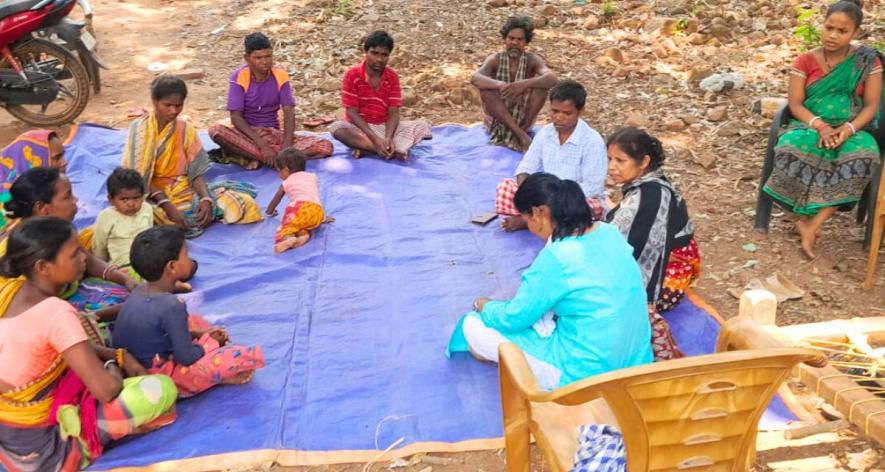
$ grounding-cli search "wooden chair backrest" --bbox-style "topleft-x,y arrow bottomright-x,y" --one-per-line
527,348 -> 824,471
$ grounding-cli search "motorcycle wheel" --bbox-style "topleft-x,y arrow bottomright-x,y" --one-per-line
0,39 -> 90,126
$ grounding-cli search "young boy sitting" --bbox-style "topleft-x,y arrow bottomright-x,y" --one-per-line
93,167 -> 154,271
111,226 -> 265,397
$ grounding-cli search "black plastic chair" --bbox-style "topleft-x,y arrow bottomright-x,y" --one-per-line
754,102 -> 885,250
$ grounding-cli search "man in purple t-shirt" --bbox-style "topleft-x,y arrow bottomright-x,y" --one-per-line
209,33 -> 332,167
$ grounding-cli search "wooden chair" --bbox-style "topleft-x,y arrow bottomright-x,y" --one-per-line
865,165 -> 885,288
498,320 -> 826,472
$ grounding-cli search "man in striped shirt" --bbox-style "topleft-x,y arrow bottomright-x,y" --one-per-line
329,31 -> 431,162
495,80 -> 608,231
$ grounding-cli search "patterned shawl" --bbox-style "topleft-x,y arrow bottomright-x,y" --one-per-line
608,169 -> 694,303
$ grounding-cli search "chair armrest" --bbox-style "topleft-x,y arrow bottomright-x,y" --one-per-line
499,343 -> 547,400
716,317 -> 827,368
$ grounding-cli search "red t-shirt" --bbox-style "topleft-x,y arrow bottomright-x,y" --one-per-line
792,51 -> 882,96
340,62 -> 403,125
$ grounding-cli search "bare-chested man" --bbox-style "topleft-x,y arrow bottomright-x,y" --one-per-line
471,16 -> 557,152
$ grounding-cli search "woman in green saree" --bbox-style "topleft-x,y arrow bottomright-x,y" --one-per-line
762,0 -> 882,259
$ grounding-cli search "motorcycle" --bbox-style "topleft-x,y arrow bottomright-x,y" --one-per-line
0,0 -> 101,126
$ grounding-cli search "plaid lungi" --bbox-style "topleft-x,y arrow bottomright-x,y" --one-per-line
572,424 -> 626,472
328,119 -> 432,156
208,125 -> 333,167
495,178 -> 606,220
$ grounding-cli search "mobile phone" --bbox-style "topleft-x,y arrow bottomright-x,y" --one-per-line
471,212 -> 498,225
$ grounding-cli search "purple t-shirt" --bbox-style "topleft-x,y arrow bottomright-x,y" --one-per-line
226,64 -> 295,129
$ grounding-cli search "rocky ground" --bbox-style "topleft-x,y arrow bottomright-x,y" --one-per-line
2,0 -> 884,469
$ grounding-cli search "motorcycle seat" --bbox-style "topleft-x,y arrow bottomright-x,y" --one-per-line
0,0 -> 46,21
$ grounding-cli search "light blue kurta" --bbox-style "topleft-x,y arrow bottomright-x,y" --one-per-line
448,223 -> 653,387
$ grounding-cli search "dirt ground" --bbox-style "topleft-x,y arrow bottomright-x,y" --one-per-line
2,0 -> 884,470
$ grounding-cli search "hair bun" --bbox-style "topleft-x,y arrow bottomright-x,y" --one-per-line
4,199 -> 26,219
0,255 -> 20,278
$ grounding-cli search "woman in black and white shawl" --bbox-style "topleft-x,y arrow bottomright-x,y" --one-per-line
605,127 -> 701,361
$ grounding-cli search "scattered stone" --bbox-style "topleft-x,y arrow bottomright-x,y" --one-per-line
319,78 -> 340,93
447,88 -> 463,105
582,15 -> 600,29
462,86 -> 481,107
625,114 -> 652,128
687,67 -> 714,85
361,12 -> 380,22
752,97 -> 787,118
716,121 -> 742,137
572,6 -> 587,17
659,37 -> 678,53
174,68 -> 205,80
613,18 -> 636,29
612,67 -> 631,78
659,18 -> 680,36
487,0 -> 506,7
707,105 -> 728,122
699,73 -> 744,93
664,117 -> 687,132
708,20 -> 732,40
687,32 -> 706,45
681,115 -> 699,125
694,152 -> 717,169
602,47 -> 625,63
594,55 -> 619,67
651,41 -> 669,58
682,18 -> 699,33
539,4 -> 557,17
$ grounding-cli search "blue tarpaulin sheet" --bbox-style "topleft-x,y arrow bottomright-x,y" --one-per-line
56,123 -> 791,470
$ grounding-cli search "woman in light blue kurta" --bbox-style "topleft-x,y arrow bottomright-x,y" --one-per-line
448,173 -> 652,389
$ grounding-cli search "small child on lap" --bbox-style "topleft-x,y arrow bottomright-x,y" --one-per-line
111,226 -> 264,397
93,167 -> 154,276
266,148 -> 330,253
93,167 -> 196,290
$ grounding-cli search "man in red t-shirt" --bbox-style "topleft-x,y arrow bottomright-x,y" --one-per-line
329,31 -> 431,162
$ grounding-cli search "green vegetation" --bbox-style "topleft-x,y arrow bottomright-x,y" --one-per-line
325,0 -> 354,17
601,0 -> 616,17
793,7 -> 821,51
676,18 -> 690,36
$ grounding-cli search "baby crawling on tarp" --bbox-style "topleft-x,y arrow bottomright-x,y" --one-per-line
111,226 -> 264,397
265,148 -> 334,253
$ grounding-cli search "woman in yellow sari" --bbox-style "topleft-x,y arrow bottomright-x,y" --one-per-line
0,217 -> 177,472
122,75 -> 261,238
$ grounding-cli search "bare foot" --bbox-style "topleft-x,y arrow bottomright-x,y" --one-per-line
274,230 -> 311,253
221,370 -> 255,385
501,216 -> 527,232
515,130 -> 532,152
394,152 -> 409,162
795,220 -> 818,259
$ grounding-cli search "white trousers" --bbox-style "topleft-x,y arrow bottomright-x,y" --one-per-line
462,316 -> 562,390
